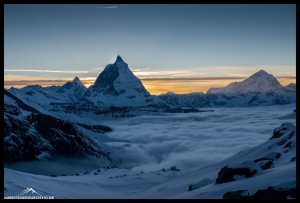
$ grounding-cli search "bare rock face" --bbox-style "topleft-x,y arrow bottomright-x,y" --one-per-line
223,187 -> 296,199
256,160 -> 274,171
216,167 -> 257,184
4,112 -> 112,163
215,160 -> 262,184
223,190 -> 250,199
270,122 -> 294,140
251,187 -> 296,199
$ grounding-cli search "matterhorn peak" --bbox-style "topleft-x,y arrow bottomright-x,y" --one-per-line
115,55 -> 125,64
88,55 -> 150,97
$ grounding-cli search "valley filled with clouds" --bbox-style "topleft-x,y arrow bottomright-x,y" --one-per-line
100,104 -> 295,173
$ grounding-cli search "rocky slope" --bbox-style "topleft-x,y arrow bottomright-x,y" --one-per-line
4,92 -> 112,163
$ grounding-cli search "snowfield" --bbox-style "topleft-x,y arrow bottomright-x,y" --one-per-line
4,104 -> 296,199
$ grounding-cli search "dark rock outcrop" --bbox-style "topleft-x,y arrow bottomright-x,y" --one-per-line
251,187 -> 296,199
170,166 -> 180,171
216,167 -> 257,184
76,122 -> 112,133
216,160 -> 261,184
254,152 -> 281,163
223,190 -> 250,199
270,128 -> 287,140
256,160 -> 274,170
4,111 -> 111,163
223,186 -> 296,199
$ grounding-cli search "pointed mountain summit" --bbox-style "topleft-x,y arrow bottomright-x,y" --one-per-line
239,69 -> 282,91
115,55 -> 124,63
89,55 -> 149,96
56,76 -> 86,97
72,76 -> 85,87
207,69 -> 283,95
250,69 -> 268,77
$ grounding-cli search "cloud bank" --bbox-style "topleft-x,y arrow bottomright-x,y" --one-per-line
101,104 -> 296,173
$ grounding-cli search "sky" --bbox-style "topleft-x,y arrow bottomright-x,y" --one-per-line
4,4 -> 296,94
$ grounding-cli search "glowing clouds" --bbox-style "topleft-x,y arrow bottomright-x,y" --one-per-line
140,78 -> 245,95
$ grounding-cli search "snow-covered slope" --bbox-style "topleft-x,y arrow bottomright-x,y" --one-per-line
159,70 -> 296,108
4,122 -> 296,199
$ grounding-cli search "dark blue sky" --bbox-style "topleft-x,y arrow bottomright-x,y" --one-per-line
4,4 -> 296,81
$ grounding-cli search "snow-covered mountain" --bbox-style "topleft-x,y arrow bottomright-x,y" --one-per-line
159,70 -> 296,108
208,69 -> 282,94
4,56 -> 173,119
88,55 -> 149,97
84,55 -> 166,107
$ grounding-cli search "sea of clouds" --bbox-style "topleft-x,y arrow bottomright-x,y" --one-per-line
102,104 -> 296,173
5,104 -> 295,176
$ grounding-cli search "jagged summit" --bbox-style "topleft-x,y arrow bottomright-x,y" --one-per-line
73,76 -> 80,82
115,55 -> 125,63
55,76 -> 86,97
72,76 -> 85,87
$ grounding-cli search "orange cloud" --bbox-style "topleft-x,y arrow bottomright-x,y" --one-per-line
276,77 -> 296,86
141,78 -> 245,95
4,77 -> 296,95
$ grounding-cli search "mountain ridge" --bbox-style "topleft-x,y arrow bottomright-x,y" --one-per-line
159,69 -> 295,108
4,57 -> 296,110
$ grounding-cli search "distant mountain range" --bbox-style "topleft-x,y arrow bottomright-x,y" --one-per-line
159,69 -> 296,108
4,56 -> 296,112
3,55 -> 296,163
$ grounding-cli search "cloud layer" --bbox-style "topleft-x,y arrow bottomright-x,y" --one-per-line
101,104 -> 296,173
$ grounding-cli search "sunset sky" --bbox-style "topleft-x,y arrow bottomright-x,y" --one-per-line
4,4 -> 296,95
